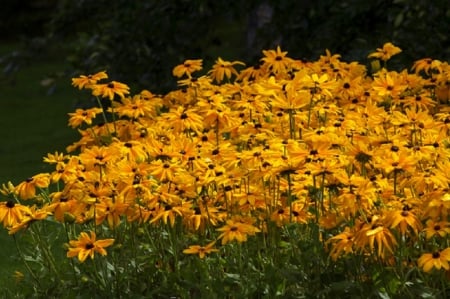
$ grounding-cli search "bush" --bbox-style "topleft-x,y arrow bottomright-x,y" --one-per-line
1,43 -> 450,298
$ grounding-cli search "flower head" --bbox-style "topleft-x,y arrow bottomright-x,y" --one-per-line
172,59 -> 203,78
368,42 -> 402,61
183,241 -> 218,258
217,218 -> 260,245
261,46 -> 294,75
15,173 -> 51,200
208,57 -> 244,83
0,201 -> 31,228
92,81 -> 130,100
418,248 -> 450,272
68,107 -> 103,128
67,231 -> 114,262
71,71 -> 108,90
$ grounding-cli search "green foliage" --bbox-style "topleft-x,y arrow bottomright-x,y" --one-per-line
3,0 -> 448,93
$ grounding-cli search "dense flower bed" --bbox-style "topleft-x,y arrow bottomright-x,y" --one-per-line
1,43 -> 450,297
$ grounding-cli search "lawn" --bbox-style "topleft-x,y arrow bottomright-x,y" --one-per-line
0,42 -> 78,291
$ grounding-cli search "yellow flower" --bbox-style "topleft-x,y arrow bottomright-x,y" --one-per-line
217,218 -> 260,245
8,205 -> 50,234
13,271 -> 24,283
183,241 -> 218,259
0,181 -> 16,197
368,42 -> 402,61
71,71 -> 108,89
68,107 -> 103,128
0,201 -> 31,228
15,173 -> 51,200
270,207 -> 291,226
371,69 -> 407,97
95,197 -> 129,229
261,46 -> 293,74
113,95 -> 157,119
423,219 -> 450,239
353,216 -> 397,258
327,227 -> 355,261
164,106 -> 204,134
91,81 -> 130,100
79,145 -> 119,170
386,208 -> 422,236
208,57 -> 244,83
67,231 -> 114,263
172,59 -> 203,78
149,198 -> 193,227
411,58 -> 442,75
418,248 -> 450,272
43,151 -> 69,164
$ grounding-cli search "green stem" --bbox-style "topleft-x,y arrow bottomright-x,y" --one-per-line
95,96 -> 112,137
64,223 -> 79,285
13,235 -> 40,286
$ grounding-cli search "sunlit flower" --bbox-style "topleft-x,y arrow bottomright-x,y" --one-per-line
0,181 -> 16,197
8,205 -> 50,234
95,197 -> 129,229
71,71 -> 108,89
113,95 -> 157,119
0,201 -> 31,228
353,216 -> 397,258
67,231 -> 115,262
15,173 -> 51,200
261,46 -> 294,74
164,106 -> 204,134
91,81 -> 130,100
183,241 -> 218,258
217,218 -> 260,245
371,69 -> 407,97
43,151 -> 69,164
423,219 -> 450,239
418,248 -> 450,272
327,227 -> 355,261
79,145 -> 119,170
386,208 -> 422,236
368,42 -> 402,61
411,58 -> 442,75
172,59 -> 203,78
68,107 -> 103,128
208,57 -> 244,83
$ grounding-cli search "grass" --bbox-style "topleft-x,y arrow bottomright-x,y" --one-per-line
0,42 -> 78,289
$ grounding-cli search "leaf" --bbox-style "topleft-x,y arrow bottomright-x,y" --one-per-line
377,291 -> 391,299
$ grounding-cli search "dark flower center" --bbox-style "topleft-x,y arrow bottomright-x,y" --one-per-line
85,243 -> 94,250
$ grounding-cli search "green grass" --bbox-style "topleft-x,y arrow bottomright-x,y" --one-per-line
0,43 -> 78,290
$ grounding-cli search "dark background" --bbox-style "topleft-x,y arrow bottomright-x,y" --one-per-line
1,0 -> 449,93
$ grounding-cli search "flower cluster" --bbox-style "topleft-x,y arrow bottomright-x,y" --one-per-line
1,43 -> 450,277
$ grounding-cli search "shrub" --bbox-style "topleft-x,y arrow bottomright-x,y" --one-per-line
1,43 -> 450,298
